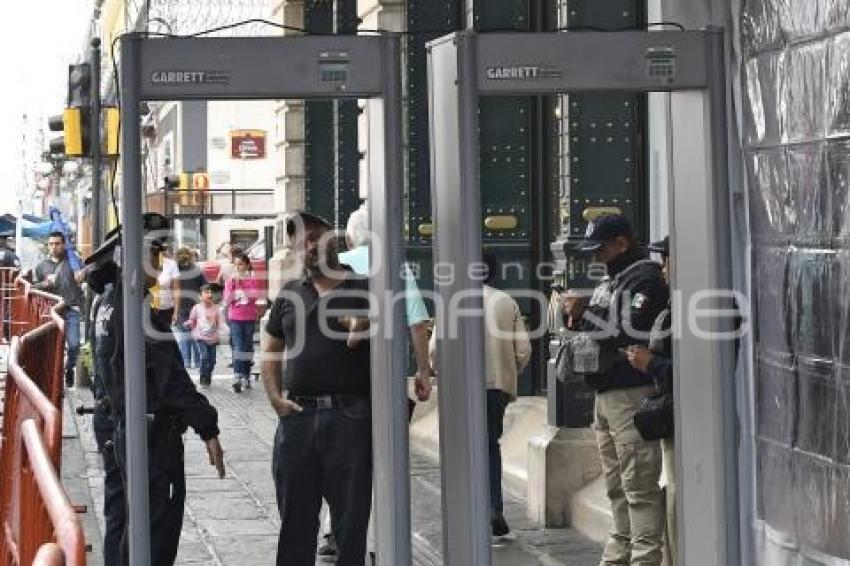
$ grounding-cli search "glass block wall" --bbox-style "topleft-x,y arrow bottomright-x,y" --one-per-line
741,1 -> 850,562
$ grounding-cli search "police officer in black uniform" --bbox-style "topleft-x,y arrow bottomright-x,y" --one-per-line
625,235 -> 676,565
84,213 -> 226,566
570,214 -> 669,565
86,252 -> 126,566
0,234 -> 19,268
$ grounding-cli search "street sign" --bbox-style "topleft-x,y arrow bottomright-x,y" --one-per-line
230,129 -> 266,159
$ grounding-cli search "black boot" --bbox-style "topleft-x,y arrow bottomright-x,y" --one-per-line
65,368 -> 75,388
491,513 -> 510,537
318,534 -> 337,559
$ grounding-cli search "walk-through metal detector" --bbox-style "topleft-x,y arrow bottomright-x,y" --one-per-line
428,29 -> 736,565
119,33 -> 408,565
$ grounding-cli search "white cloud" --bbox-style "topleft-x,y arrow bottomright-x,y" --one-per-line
0,0 -> 93,215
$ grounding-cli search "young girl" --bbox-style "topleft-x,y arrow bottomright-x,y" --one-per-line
186,285 -> 221,387
223,251 -> 261,392
173,246 -> 206,369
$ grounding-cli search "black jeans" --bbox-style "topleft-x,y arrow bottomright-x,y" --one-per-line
93,407 -> 126,566
114,420 -> 186,566
272,395 -> 372,566
486,389 -> 511,515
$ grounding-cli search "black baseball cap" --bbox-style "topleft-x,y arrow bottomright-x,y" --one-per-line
285,211 -> 333,237
576,214 -> 634,253
84,213 -> 171,266
647,236 -> 669,258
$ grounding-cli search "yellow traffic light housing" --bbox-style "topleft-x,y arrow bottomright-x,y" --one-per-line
63,108 -> 89,157
104,107 -> 120,157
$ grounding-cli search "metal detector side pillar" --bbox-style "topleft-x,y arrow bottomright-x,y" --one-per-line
669,27 -> 738,566
427,32 -> 492,566
119,32 -> 151,566
367,34 -> 412,565
91,37 -> 102,248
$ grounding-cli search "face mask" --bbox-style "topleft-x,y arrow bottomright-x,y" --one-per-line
87,261 -> 120,294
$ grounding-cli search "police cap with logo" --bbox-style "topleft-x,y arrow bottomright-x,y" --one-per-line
575,214 -> 634,253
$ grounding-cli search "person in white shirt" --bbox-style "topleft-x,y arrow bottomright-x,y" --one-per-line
429,252 -> 532,538
152,247 -> 180,330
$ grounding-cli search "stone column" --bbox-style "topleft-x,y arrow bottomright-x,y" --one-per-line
269,0 -> 308,296
527,427 -> 602,528
357,0 -> 404,200
272,0 -> 307,215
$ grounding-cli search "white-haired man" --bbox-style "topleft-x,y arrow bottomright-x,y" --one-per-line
339,202 -> 433,405
317,202 -> 433,560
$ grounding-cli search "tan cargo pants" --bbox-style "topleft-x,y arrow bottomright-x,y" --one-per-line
593,386 -> 664,565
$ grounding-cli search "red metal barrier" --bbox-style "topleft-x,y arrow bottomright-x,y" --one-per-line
16,319 -> 66,411
10,275 -> 63,339
0,337 -> 64,565
6,275 -> 65,405
0,272 -> 83,566
32,543 -> 64,566
20,420 -> 85,566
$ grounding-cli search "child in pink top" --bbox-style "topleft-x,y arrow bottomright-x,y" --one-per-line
186,285 -> 221,387
223,251 -> 261,392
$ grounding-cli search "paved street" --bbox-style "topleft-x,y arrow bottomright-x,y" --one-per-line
62,346 -> 601,565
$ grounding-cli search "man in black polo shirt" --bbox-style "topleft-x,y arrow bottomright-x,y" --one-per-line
262,211 -> 372,566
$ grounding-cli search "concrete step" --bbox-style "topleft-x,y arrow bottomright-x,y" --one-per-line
409,388 -> 546,503
569,475 -> 612,544
410,387 -> 611,546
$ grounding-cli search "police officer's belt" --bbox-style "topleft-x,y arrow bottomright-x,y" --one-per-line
292,394 -> 364,410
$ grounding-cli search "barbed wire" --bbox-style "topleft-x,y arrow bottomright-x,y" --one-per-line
125,0 -> 279,37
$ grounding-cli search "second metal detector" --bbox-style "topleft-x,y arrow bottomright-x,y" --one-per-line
427,29 -> 736,566
119,33 -> 408,565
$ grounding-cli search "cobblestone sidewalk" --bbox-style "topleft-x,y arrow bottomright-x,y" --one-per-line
64,348 -> 600,565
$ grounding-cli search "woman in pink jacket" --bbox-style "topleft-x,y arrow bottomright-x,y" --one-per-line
223,251 -> 261,393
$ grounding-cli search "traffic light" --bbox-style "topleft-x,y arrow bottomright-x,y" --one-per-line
62,108 -> 89,156
68,63 -> 91,108
163,175 -> 188,190
164,172 -> 207,206
45,64 -> 94,158
46,108 -> 88,157
47,114 -> 65,155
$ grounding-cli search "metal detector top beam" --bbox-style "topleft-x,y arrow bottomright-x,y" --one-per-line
137,34 -> 389,100
428,30 -> 712,96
